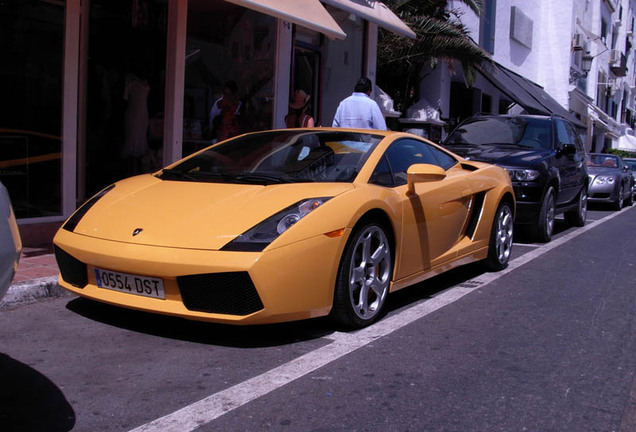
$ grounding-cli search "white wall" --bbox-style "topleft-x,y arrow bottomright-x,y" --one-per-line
451,0 -> 572,109
321,10 -> 365,125
536,1 -> 573,107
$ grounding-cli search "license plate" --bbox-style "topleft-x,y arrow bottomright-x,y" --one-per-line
94,268 -> 165,299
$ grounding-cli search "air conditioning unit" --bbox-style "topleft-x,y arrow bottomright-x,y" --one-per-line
610,49 -> 621,64
571,33 -> 585,51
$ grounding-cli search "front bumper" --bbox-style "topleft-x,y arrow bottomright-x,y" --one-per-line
54,228 -> 348,324
588,182 -> 619,203
510,183 -> 543,225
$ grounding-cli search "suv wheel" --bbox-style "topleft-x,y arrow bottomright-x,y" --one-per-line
564,187 -> 587,227
533,187 -> 555,243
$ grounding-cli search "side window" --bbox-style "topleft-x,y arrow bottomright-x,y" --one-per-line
555,119 -> 574,146
429,145 -> 458,170
377,139 -> 457,186
564,121 -> 585,152
369,155 -> 394,187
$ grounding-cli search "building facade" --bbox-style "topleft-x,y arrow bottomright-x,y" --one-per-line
0,0 -> 413,231
416,0 -> 636,154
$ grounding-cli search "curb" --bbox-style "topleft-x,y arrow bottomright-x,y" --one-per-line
0,276 -> 74,308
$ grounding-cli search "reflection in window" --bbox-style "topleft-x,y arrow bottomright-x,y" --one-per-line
184,2 -> 275,155
377,139 -> 457,187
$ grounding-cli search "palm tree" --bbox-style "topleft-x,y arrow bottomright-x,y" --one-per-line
378,0 -> 492,115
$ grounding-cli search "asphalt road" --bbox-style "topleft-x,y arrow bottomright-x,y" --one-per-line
1,204 -> 635,432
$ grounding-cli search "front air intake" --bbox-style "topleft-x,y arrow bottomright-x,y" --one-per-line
177,272 -> 264,315
54,246 -> 88,288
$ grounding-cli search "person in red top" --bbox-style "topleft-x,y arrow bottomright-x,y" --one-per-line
210,80 -> 241,141
285,89 -> 315,128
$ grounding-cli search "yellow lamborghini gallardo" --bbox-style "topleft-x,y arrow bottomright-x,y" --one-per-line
54,128 -> 514,328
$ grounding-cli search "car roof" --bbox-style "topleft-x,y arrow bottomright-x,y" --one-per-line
466,114 -> 565,122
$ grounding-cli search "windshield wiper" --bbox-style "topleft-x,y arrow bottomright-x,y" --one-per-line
231,172 -> 297,184
448,142 -> 535,148
159,168 -> 198,181
161,169 -> 302,185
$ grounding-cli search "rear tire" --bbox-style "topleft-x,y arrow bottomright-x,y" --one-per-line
484,200 -> 514,271
331,222 -> 392,328
626,187 -> 634,206
564,187 -> 587,227
532,187 -> 555,243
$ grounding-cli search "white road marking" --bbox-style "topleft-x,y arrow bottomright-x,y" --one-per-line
129,206 -> 634,432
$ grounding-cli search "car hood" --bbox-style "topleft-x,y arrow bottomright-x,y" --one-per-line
71,175 -> 354,250
587,167 -> 619,176
444,144 -> 551,166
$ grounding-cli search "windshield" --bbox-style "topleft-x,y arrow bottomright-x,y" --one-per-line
158,130 -> 383,184
623,160 -> 636,171
587,154 -> 619,168
445,117 -> 552,150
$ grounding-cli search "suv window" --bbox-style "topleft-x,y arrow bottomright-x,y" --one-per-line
446,117 -> 552,150
371,138 -> 457,187
556,119 -> 584,152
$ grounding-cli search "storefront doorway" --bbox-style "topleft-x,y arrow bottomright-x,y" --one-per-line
292,28 -> 322,126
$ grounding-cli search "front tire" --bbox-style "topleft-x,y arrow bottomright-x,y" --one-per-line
484,200 -> 514,271
331,222 -> 392,328
532,187 -> 555,243
626,186 -> 634,206
613,187 -> 624,210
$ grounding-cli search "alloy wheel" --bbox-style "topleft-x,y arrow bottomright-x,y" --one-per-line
348,225 -> 391,320
545,193 -> 555,239
495,204 -> 514,265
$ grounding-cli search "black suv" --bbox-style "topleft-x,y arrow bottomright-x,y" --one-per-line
443,114 -> 588,242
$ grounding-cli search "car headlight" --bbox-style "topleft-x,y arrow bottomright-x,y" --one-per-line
221,197 -> 331,252
505,168 -> 540,182
593,176 -> 615,185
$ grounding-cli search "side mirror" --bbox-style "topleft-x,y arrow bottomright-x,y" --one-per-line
407,163 -> 446,194
558,142 -> 577,155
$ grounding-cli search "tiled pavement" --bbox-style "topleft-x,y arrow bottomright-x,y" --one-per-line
2,245 -> 67,307
12,245 -> 59,283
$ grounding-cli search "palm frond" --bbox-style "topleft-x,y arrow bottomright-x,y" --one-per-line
377,0 -> 490,113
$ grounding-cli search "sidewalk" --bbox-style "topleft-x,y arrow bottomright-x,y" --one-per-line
1,245 -> 70,308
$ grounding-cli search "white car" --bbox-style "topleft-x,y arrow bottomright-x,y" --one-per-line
0,181 -> 21,299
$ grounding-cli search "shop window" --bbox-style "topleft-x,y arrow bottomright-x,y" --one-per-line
184,2 -> 275,155
481,94 -> 492,114
82,0 -> 168,198
0,2 -> 65,218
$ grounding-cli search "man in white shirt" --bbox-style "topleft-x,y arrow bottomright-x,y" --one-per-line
332,77 -> 387,130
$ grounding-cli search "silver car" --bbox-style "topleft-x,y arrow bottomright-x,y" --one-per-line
623,157 -> 636,196
587,153 -> 634,210
0,181 -> 22,299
